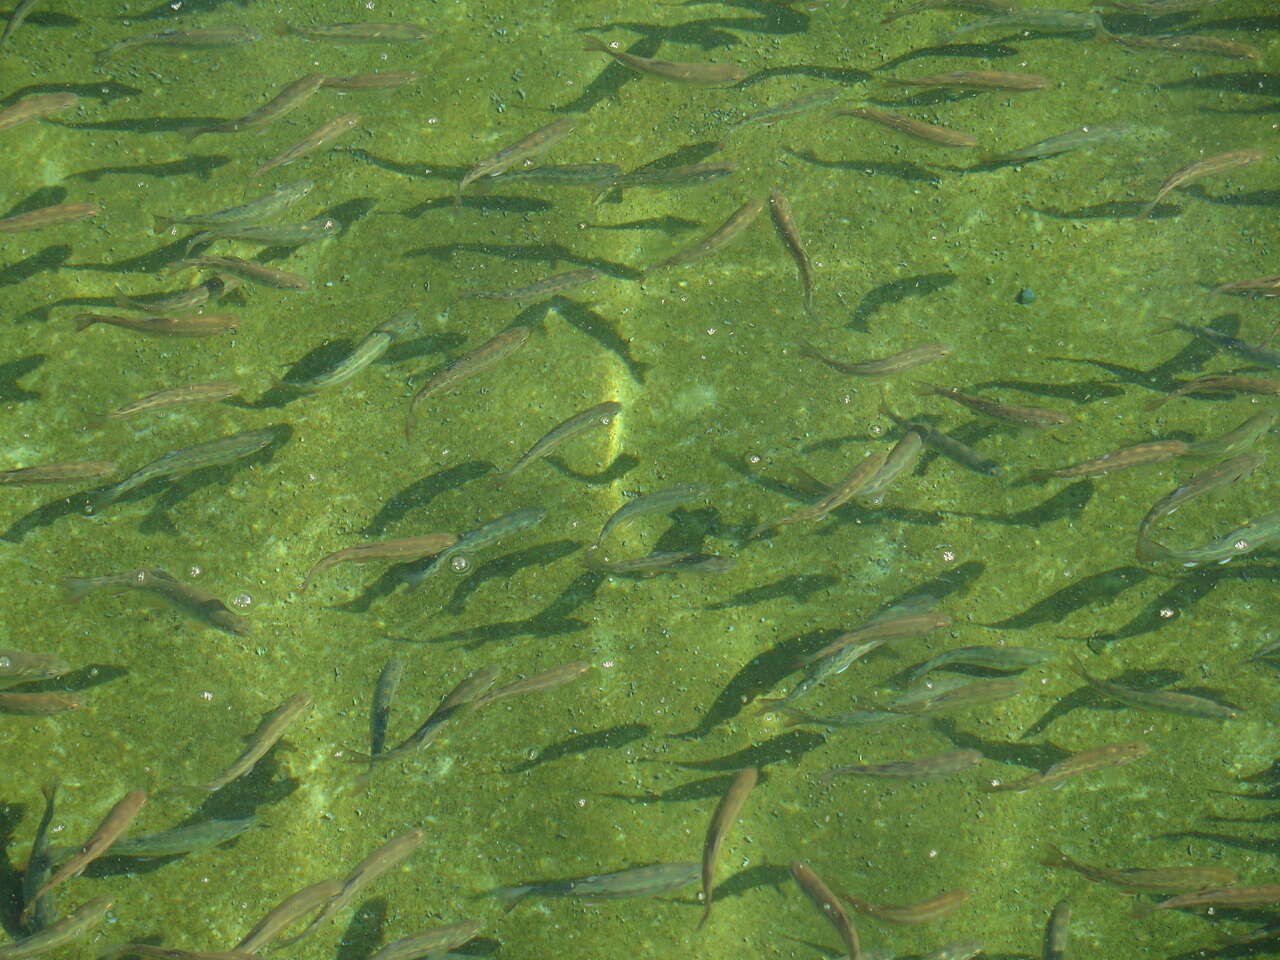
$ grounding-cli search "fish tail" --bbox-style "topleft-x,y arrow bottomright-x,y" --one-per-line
910,379 -> 940,397
73,315 -> 98,332
491,884 -> 534,912
582,36 -> 608,52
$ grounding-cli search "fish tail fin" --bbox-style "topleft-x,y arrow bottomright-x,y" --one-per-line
491,884 -> 533,912
152,214 -> 175,234
791,337 -> 821,360
1038,843 -> 1074,869
73,315 -> 98,332
582,36 -> 608,52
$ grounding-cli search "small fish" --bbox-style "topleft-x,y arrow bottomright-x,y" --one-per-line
63,568 -> 254,636
19,781 -> 58,932
114,275 -> 242,315
604,161 -> 735,197
406,327 -> 530,437
494,861 -> 700,911
0,459 -> 115,485
0,92 -> 77,132
1140,148 -> 1266,219
1136,452 -> 1260,547
186,217 -> 339,251
186,74 -> 325,139
880,398 -> 1000,475
584,36 -> 747,85
21,789 -> 146,918
944,9 -> 1106,42
651,198 -> 764,270
171,257 -> 309,291
1186,410 -> 1276,460
460,267 -> 599,301
881,0 -> 1016,23
585,550 -> 736,576
989,123 -> 1131,163
85,426 -> 279,513
754,450 -> 888,537
369,921 -> 482,960
797,339 -> 951,377
368,657 -> 405,759
824,749 -> 981,783
494,400 -> 620,486
377,667 -> 500,761
837,886 -> 971,924
236,878 -> 345,953
402,507 -> 545,588
95,26 -> 260,63
154,179 -> 314,231
596,483 -> 704,547
1113,32 -> 1259,59
980,741 -> 1149,792
2,896 -> 113,958
1044,899 -> 1071,960
73,312 -> 237,337
0,692 -> 82,714
1166,320 -> 1280,368
0,650 -> 70,689
1211,274 -> 1280,297
488,163 -> 621,187
0,201 -> 99,232
796,596 -> 951,668
1039,843 -> 1239,892
914,382 -> 1071,426
1096,0 -> 1222,11
907,645 -> 1050,683
722,88 -> 844,139
473,661 -> 593,709
769,190 -> 815,317
790,860 -> 861,960
1029,440 -> 1189,481
1139,883 -> 1280,915
100,947 -> 261,960
99,817 -> 256,858
1140,507 -> 1280,567
756,637 -> 887,715
888,675 -> 1023,716
884,70 -> 1050,90
278,310 -> 416,393
832,107 -> 979,147
1149,374 -> 1280,406
320,70 -> 422,90
1066,653 -> 1238,719
859,430 -> 924,501
299,532 -> 458,592
457,117 -> 576,201
698,767 -> 757,928
253,113 -> 361,179
94,380 -> 241,423
199,691 -> 312,791
279,21 -> 429,41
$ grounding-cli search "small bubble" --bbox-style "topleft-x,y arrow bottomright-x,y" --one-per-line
449,555 -> 472,575
231,592 -> 252,609
745,452 -> 762,466
189,564 -> 202,579
942,549 -> 956,562
575,797 -> 588,808
1159,607 -> 1176,619
200,690 -> 213,701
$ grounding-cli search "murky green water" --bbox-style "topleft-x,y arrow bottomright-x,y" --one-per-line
1,1 -> 1278,958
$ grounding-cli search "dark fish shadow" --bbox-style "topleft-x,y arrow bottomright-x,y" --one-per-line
551,296 -> 652,382
251,338 -> 358,408
711,862 -> 792,906
0,8 -> 81,32
1,186 -> 67,218
1,486 -> 105,543
595,0 -> 811,41
1019,666 -> 1176,739
400,194 -> 555,217
334,897 -> 387,960
929,717 -> 1071,771
53,116 -> 228,135
70,154 -> 231,183
333,146 -> 464,181
317,197 -> 376,237
586,215 -> 702,235
1160,69 -> 1280,99
1045,317 -> 1234,395
383,329 -> 468,367
736,63 -> 869,88
979,565 -> 1151,630
66,236 -> 197,275
79,818 -> 259,879
780,145 -> 942,190
875,42 -> 1020,71
0,245 -> 72,290
1028,200 -> 1152,220
362,461 -> 494,537
603,769 -> 771,805
1154,830 -> 1280,862
945,480 -> 1094,528
14,663 -> 129,696
542,451 -> 641,487
0,799 -> 31,939
847,272 -> 957,332
0,353 -> 46,401
626,140 -> 725,171
654,730 -> 826,771
551,34 -> 663,113
705,574 -> 839,611
441,539 -> 580,616
398,570 -> 605,649
973,377 -> 1125,405
405,240 -> 609,272
505,722 -> 652,775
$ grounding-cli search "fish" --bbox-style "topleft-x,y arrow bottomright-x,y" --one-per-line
488,163 -> 621,187
584,550 -> 736,576
943,9 -> 1106,42
252,113 -> 361,179
584,36 -> 747,84
1044,899 -> 1071,960
881,0 -> 1016,23
908,644 -> 1050,683
94,26 -> 260,63
368,922 -> 482,960
859,430 -> 924,501
377,666 -> 501,760
1139,148 -> 1265,219
883,70 -> 1050,90
19,782 -> 58,933
97,817 -> 256,858
278,310 -> 416,393
320,70 -> 422,90
1138,883 -> 1280,915
0,896 -> 114,959
278,21 -> 429,41
756,637 -> 887,715
913,382 -> 1071,426
1096,0 -> 1222,11
1185,410 -> 1276,460
824,749 -> 982,783
753,449 -> 888,537
285,829 -> 426,942
1140,507 -> 1280,567
85,426 -> 279,513
73,312 -> 238,337
837,886 -> 971,924
0,459 -> 115,485
21,789 -> 147,918
369,657 -> 405,758
0,650 -> 71,689
115,275 -> 242,315
0,92 -> 77,132
698,767 -> 757,928
457,117 -> 576,201
1149,374 -> 1280,406
473,661 -> 593,709
603,161 -> 735,200
596,483 -> 704,547
170,257 -> 309,291
832,107 -> 979,148
401,506 -> 546,588
1165,320 -> 1280,368
769,190 -> 815,317
651,198 -> 764,270
94,381 -> 240,423
887,675 -> 1023,716
796,596 -> 951,668
0,692 -> 82,714
199,691 -> 312,791
235,878 -> 345,953
494,400 -> 621,486
790,860 -> 861,960
989,123 -> 1131,163
298,532 -> 459,592
980,741 -> 1149,792
100,947 -> 261,960
63,568 -> 254,636
1066,653 -> 1238,719
154,179 -> 314,231
796,339 -> 951,377
405,327 -> 530,437
186,217 -> 339,251
459,267 -> 600,301
722,88 -> 844,140
880,398 -> 1000,475
1113,32 -> 1259,59
493,861 -> 701,911
186,74 -> 325,138
0,201 -> 99,232
1039,843 -> 1239,892
1028,440 -> 1189,481
1211,275 -> 1280,297
1136,452 -> 1260,547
